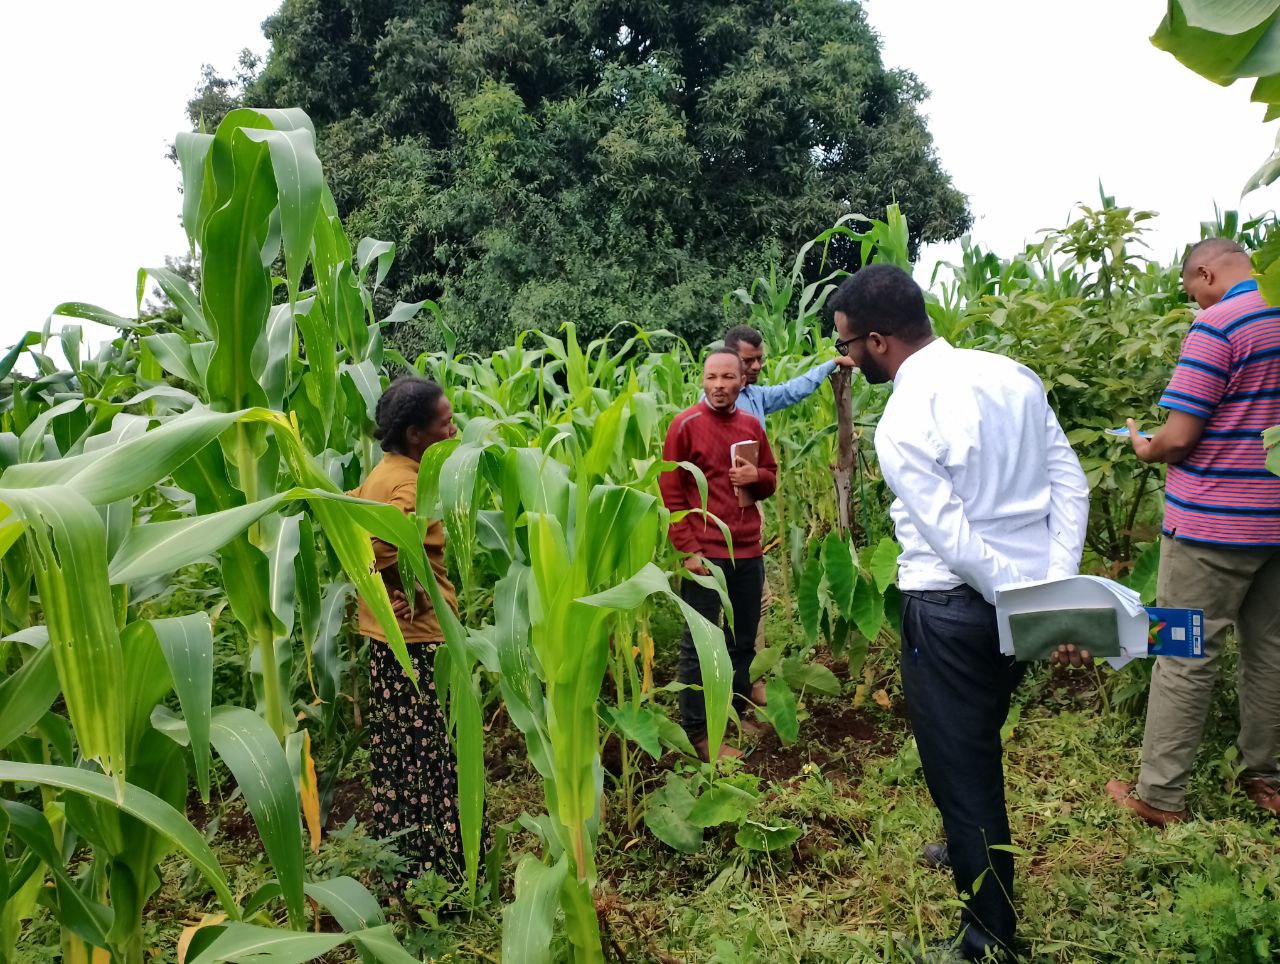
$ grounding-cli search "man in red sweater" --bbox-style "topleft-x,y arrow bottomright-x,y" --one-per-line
660,348 -> 778,760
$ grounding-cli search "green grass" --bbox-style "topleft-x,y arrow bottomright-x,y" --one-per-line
15,607 -> 1278,963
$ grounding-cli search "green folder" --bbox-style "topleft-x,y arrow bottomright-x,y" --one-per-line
1007,607 -> 1122,662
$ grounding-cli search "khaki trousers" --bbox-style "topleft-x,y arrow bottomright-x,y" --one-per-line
1137,536 -> 1280,811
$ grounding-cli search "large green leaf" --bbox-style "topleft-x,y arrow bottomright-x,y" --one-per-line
17,398 -> 81,463
502,855 -> 570,964
0,409 -> 243,503
108,493 -> 291,584
580,563 -> 732,764
294,518 -> 323,691
759,677 -> 799,746
313,582 -> 354,706
239,126 -> 324,305
189,922 -> 346,964
265,513 -> 302,639
175,131 -> 212,250
686,782 -> 757,828
525,512 -> 605,881
0,806 -> 8,926
146,614 -> 214,802
582,485 -> 658,587
643,773 -> 703,853
493,564 -> 552,777
796,551 -> 823,645
0,762 -> 238,917
1178,0 -> 1280,35
821,531 -> 855,619
868,536 -> 901,593
137,266 -> 210,337
201,111 -> 275,414
780,658 -> 841,699
0,638 -> 57,751
302,877 -> 383,932
188,921 -> 414,964
140,333 -> 202,386
208,706 -> 306,928
735,820 -> 803,853
1152,2 -> 1280,85
1,801 -> 113,948
605,704 -> 662,760
48,302 -> 138,331
348,925 -> 420,964
850,574 -> 885,641
0,487 -> 127,792
0,333 -> 39,382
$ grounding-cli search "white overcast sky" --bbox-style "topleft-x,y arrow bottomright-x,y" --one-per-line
2,1 -> 1279,357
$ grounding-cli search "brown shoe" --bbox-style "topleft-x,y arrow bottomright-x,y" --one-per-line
693,737 -> 743,763
1106,779 -> 1188,827
751,680 -> 768,706
1241,779 -> 1280,817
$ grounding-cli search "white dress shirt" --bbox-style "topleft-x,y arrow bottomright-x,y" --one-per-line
873,338 -> 1090,604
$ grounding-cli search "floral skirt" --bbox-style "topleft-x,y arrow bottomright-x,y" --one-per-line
367,639 -> 466,887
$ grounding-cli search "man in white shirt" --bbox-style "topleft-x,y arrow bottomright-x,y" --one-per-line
828,264 -> 1090,962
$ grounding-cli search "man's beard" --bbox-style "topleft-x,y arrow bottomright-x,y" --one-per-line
858,355 -> 891,385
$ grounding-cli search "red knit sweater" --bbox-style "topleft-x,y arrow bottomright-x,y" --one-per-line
660,400 -> 778,558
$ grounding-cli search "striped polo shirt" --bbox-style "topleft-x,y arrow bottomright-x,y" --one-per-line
1160,279 -> 1280,546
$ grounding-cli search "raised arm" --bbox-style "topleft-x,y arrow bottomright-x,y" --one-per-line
1129,322 -> 1222,464
875,427 -> 1025,603
753,360 -> 839,415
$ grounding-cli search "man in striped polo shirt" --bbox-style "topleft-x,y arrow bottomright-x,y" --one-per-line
1108,237 -> 1280,824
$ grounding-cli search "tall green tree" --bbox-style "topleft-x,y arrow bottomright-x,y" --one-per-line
199,0 -> 970,353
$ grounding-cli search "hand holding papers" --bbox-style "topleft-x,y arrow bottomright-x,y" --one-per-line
994,576 -> 1204,669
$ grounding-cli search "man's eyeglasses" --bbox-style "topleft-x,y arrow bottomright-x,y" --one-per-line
835,334 -> 867,357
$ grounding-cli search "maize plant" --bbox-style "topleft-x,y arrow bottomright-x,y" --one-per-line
0,107 -> 470,962
0,93 -> 917,960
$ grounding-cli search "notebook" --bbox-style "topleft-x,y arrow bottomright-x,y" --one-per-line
1007,607 -> 1122,662
730,439 -> 759,508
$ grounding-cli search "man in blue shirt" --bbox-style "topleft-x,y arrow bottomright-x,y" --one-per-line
725,325 -> 855,426
722,325 -> 856,706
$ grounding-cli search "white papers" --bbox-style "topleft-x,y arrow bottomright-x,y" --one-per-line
994,575 -> 1147,669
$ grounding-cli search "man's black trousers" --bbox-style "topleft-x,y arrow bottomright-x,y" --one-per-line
900,586 -> 1027,961
677,556 -> 765,740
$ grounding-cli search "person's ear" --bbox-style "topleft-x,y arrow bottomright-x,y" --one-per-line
868,332 -> 888,355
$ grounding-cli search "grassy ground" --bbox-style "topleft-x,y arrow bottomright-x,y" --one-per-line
14,601 -> 1280,962
444,603 -> 1280,962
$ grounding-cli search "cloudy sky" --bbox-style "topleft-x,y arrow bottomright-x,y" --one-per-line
2,1 -> 1278,357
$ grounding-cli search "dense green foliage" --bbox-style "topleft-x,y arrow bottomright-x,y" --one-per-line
193,0 -> 970,354
6,102 -> 1280,954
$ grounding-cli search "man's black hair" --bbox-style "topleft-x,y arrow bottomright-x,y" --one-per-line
724,325 -> 763,351
826,263 -> 932,341
705,346 -> 744,367
1181,236 -> 1247,274
373,376 -> 445,453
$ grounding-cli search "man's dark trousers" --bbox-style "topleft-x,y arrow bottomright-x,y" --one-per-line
678,556 -> 765,739
901,586 -> 1027,961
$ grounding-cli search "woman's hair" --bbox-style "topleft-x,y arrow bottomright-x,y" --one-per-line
373,377 -> 445,453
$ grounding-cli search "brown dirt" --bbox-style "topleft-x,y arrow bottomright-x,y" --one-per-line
744,695 -> 900,784
327,775 -> 374,827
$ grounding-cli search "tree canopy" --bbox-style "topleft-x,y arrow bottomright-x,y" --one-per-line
198,0 -> 971,353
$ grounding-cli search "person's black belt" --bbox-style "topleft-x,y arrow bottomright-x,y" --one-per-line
903,585 -> 982,604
